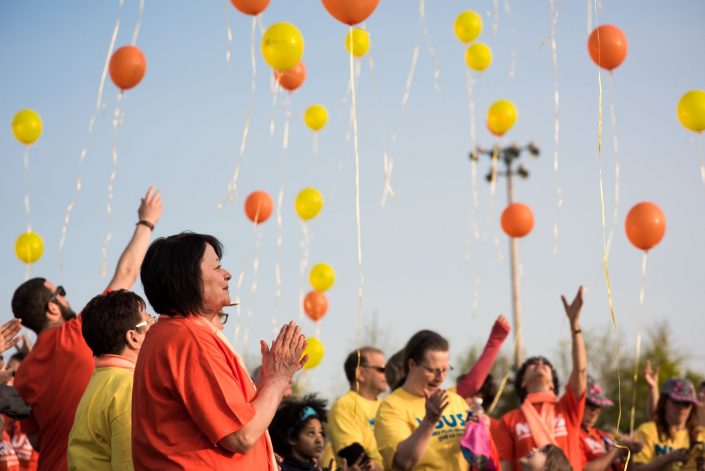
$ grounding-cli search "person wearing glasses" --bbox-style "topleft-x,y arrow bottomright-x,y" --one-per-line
374,330 -> 469,470
328,347 -> 388,470
132,232 -> 306,470
67,290 -> 155,470
10,187 -> 163,471
494,287 -> 587,471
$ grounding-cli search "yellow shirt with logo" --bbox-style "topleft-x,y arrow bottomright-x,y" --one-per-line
328,390 -> 384,467
67,367 -> 134,471
374,387 -> 469,471
633,421 -> 705,470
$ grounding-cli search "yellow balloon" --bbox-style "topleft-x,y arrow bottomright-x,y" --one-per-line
262,22 -> 304,71
15,231 -> 44,264
310,263 -> 335,292
302,337 -> 324,370
296,188 -> 324,220
677,90 -> 705,133
345,28 -> 370,57
304,105 -> 328,131
465,43 -> 493,72
487,99 -> 518,136
454,11 -> 483,43
12,109 -> 43,145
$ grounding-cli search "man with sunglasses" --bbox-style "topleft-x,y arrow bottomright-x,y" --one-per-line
10,187 -> 163,471
327,347 -> 388,470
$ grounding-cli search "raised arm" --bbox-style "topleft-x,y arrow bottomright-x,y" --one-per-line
219,322 -> 307,454
107,186 -> 163,291
392,389 -> 448,470
643,360 -> 659,422
562,286 -> 587,397
457,315 -> 510,398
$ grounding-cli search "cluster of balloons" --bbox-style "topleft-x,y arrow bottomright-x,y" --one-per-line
454,11 -> 492,72
109,45 -> 147,91
304,263 -> 335,322
625,202 -> 666,252
501,203 -> 534,238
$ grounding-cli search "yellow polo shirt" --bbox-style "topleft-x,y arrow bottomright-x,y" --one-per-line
68,367 -> 134,471
328,391 -> 383,467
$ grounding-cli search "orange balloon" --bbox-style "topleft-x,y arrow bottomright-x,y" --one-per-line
625,202 -> 666,251
230,0 -> 270,15
501,203 -> 534,238
244,191 -> 273,224
109,46 -> 147,90
304,291 -> 328,321
275,61 -> 306,92
321,0 -> 380,26
587,25 -> 628,71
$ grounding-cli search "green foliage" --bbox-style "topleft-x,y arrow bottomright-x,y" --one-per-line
454,346 -> 516,418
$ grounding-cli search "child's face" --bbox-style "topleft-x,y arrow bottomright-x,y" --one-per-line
292,418 -> 325,460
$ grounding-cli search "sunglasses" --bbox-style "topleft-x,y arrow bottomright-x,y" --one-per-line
418,363 -> 454,377
218,312 -> 229,325
46,285 -> 66,309
361,364 -> 386,373
135,316 -> 157,329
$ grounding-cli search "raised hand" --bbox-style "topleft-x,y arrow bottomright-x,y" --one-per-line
423,389 -> 449,424
0,320 -> 22,354
138,186 -> 163,226
491,315 -> 511,338
259,321 -> 307,388
644,360 -> 659,390
561,286 -> 584,325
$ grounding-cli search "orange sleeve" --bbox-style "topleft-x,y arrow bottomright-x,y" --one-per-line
175,332 -> 256,446
493,414 -> 515,462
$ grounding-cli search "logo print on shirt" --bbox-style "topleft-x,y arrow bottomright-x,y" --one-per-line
514,415 -> 568,440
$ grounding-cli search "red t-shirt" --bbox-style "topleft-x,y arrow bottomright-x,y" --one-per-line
0,431 -> 19,471
581,427 -> 624,471
13,317 -> 94,471
494,385 -> 586,471
131,316 -> 275,470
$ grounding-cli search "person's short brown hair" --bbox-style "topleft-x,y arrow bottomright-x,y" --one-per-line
82,290 -> 146,357
343,347 -> 383,386
543,444 -> 572,471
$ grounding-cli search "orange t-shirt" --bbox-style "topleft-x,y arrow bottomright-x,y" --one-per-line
131,316 -> 275,470
0,430 -> 19,471
14,317 -> 94,471
494,385 -> 586,471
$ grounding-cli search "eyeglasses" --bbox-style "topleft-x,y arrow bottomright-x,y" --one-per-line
361,365 -> 386,373
135,316 -> 157,329
671,400 -> 694,409
418,363 -> 453,377
218,312 -> 229,325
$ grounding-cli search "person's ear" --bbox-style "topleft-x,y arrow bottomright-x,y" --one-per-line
45,301 -> 62,322
125,329 -> 142,350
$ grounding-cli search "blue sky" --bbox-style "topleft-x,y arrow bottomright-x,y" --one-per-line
1,0 -> 704,401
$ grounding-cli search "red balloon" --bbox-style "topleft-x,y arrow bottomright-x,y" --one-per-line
321,0 -> 380,26
274,61 -> 306,92
587,25 -> 628,71
625,202 -> 666,251
501,203 -> 534,238
304,291 -> 328,321
109,46 -> 147,90
244,191 -> 273,224
230,0 -> 270,15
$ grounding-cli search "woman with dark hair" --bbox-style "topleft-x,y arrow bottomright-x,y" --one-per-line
132,232 -> 307,470
494,287 -> 587,471
269,394 -> 331,470
374,330 -> 469,470
633,377 -> 705,470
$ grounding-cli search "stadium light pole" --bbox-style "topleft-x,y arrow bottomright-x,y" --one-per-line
470,142 -> 540,369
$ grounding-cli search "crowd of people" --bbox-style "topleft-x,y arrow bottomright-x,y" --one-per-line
1,186 -> 704,470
